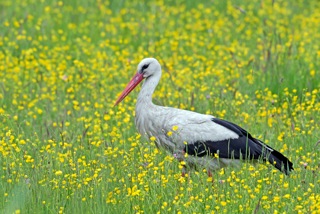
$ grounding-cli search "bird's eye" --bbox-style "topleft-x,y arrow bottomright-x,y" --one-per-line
141,64 -> 149,71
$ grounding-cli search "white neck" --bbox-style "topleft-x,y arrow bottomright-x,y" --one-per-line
136,71 -> 161,108
135,71 -> 161,137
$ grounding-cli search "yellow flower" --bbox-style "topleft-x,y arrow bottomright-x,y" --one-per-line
150,136 -> 156,141
310,70 -> 315,77
127,185 -> 141,196
180,161 -> 186,166
55,170 -> 63,176
284,194 -> 290,199
172,125 -> 179,131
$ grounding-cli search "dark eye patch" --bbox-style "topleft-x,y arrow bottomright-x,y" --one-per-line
141,63 -> 150,71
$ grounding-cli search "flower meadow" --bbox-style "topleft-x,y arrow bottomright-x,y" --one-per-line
0,0 -> 320,213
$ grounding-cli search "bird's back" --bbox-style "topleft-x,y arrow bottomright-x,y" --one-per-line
135,105 -> 238,152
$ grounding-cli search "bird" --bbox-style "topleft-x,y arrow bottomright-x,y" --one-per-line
114,58 -> 294,176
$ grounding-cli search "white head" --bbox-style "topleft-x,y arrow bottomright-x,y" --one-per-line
137,58 -> 161,78
114,58 -> 161,106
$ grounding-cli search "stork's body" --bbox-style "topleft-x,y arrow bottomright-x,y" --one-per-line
115,58 -> 293,175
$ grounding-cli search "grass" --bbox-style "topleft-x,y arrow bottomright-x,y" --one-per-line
0,0 -> 320,213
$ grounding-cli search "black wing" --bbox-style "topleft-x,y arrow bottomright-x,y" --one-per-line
185,136 -> 267,160
184,118 -> 294,175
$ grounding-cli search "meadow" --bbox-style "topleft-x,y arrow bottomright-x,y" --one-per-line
0,0 -> 319,213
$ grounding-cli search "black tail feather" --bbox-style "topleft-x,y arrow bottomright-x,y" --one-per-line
268,149 -> 294,175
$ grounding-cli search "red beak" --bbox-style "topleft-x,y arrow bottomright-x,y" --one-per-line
114,72 -> 144,106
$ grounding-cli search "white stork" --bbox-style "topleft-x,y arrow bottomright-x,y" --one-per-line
115,58 -> 293,176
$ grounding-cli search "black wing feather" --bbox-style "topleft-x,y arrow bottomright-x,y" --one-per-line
212,118 -> 257,139
184,118 -> 294,175
185,136 -> 265,159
